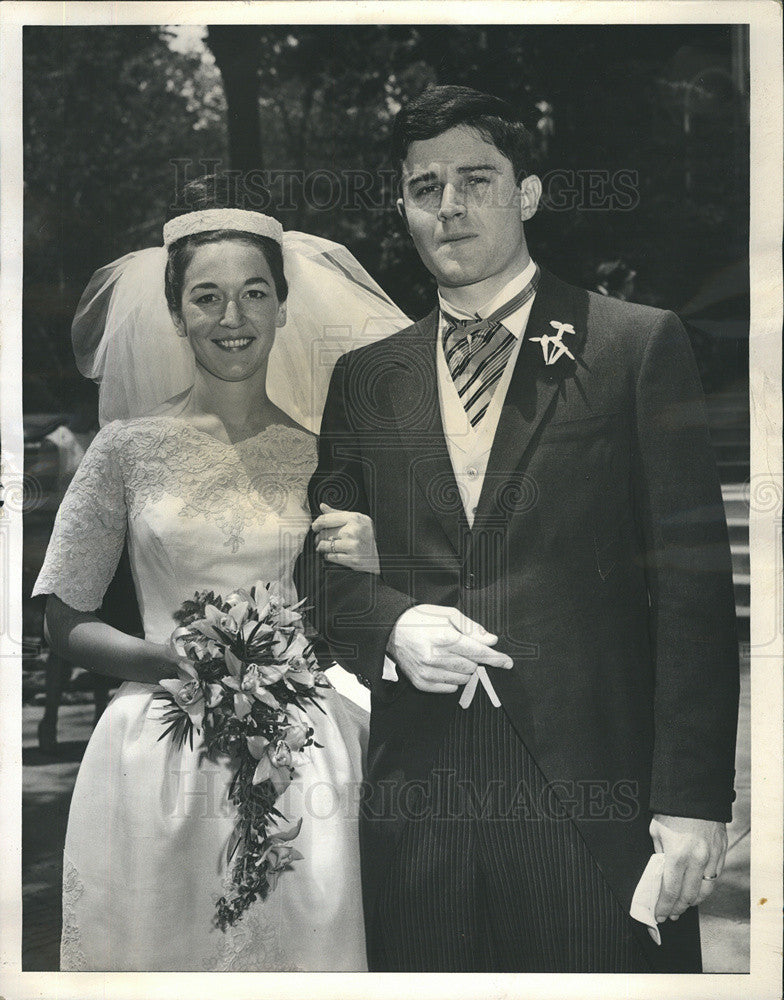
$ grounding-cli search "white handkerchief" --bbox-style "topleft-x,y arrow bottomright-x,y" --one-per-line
630,853 -> 666,945
381,655 -> 399,682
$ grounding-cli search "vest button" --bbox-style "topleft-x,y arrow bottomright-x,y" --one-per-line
464,571 -> 476,589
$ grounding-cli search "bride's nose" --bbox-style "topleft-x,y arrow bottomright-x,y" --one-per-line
219,299 -> 244,328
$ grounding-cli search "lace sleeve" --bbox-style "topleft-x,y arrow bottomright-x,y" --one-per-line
32,423 -> 128,612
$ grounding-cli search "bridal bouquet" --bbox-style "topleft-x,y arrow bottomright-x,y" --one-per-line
155,582 -> 330,930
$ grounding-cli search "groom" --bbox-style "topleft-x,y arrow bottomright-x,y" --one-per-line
295,85 -> 739,972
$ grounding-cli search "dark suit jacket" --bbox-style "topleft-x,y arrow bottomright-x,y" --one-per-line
294,267 -> 739,969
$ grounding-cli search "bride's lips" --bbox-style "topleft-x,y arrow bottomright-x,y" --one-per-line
211,336 -> 256,352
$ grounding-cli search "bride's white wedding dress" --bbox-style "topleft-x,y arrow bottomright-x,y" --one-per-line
33,417 -> 368,971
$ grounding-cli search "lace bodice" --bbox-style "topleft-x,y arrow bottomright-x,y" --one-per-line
34,417 -> 317,644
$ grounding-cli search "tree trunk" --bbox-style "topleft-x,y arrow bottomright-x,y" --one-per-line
206,26 -> 263,172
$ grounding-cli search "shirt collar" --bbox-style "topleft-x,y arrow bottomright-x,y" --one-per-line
437,258 -> 538,340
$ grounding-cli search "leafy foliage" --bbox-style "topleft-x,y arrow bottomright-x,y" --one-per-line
23,23 -> 749,417
23,26 -> 227,413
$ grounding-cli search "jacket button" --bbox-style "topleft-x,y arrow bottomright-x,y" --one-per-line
464,572 -> 476,589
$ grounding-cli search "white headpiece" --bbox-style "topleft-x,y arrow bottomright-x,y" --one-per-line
72,213 -> 410,432
162,208 -> 284,247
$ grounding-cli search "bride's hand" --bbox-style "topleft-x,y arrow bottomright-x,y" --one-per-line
311,503 -> 380,575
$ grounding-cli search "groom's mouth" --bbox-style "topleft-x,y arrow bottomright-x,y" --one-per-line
212,336 -> 255,352
440,233 -> 477,245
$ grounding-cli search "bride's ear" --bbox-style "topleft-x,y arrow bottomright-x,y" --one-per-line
170,310 -> 187,338
276,301 -> 287,328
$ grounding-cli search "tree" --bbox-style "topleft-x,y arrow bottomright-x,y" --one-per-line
206,26 -> 264,172
23,25 -> 227,412
23,23 -> 748,412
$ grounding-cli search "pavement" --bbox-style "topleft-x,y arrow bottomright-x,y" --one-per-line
21,647 -> 751,972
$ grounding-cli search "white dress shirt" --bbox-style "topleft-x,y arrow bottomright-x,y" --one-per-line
437,258 -> 538,528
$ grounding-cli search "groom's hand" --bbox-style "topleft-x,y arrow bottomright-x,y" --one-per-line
386,605 -> 513,693
649,814 -> 728,922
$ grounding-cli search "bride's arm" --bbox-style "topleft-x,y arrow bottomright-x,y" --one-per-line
34,426 -> 175,685
45,594 -> 178,686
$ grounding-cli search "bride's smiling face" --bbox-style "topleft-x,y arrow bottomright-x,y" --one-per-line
173,239 -> 287,383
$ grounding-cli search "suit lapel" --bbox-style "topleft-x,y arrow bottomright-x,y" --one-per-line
386,308 -> 469,553
472,268 -> 587,530
383,271 -> 587,549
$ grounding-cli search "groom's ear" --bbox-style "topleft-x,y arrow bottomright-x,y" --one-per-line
396,198 -> 409,229
519,175 -> 542,222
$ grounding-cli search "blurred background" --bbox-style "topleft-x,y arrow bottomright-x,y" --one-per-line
20,23 -> 750,971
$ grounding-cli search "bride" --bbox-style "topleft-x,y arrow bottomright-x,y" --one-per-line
32,175 -> 409,971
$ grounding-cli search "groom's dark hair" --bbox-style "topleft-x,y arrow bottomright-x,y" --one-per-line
391,85 -> 534,183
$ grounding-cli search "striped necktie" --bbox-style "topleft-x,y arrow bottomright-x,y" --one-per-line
442,266 -> 540,426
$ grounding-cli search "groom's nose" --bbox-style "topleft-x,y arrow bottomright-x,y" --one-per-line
437,182 -> 466,222
219,299 -> 244,328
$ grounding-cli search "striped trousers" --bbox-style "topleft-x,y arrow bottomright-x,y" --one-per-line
371,691 -> 655,972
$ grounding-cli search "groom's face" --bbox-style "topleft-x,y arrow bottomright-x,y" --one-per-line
398,126 -> 539,290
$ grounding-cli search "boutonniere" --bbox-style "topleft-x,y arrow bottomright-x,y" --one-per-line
530,320 -> 577,366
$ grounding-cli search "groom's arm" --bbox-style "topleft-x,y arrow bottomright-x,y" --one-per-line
294,352 -> 415,697
632,310 -> 739,821
631,309 -> 740,919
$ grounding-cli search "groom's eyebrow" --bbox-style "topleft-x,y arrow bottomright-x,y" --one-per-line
406,164 -> 500,188
458,164 -> 499,173
406,170 -> 438,189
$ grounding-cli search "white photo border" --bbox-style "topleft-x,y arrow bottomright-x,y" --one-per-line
1,2 -> 781,998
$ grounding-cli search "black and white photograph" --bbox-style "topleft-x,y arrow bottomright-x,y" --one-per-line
0,2 -> 781,998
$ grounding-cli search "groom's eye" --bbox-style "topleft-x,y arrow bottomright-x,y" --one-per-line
413,183 -> 441,199
245,289 -> 268,300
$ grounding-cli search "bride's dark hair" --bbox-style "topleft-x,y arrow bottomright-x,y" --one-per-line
164,173 -> 288,314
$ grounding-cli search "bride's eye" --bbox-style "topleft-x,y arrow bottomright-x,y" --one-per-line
245,289 -> 268,300
194,293 -> 218,305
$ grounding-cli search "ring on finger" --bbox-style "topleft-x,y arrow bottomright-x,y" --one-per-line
330,537 -> 337,554
702,873 -> 718,881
